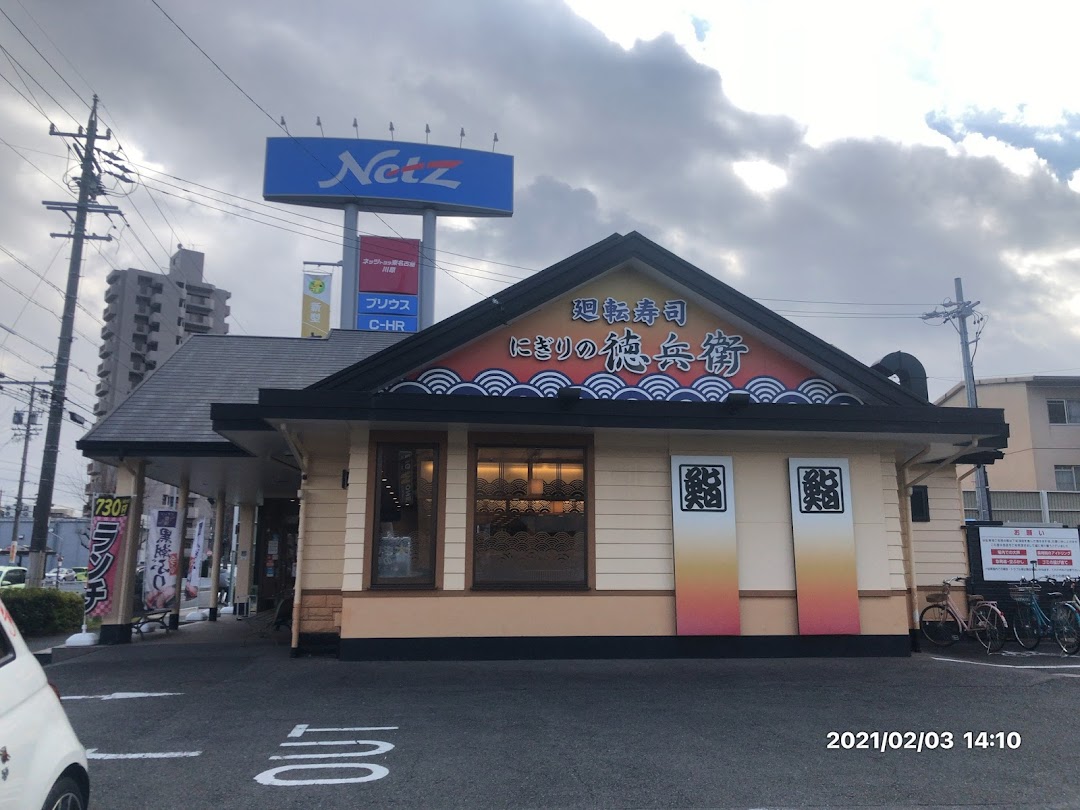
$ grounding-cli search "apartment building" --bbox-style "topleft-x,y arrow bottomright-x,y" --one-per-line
937,376 -> 1080,492
88,247 -> 231,518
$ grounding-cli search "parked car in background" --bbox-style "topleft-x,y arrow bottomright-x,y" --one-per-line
43,568 -> 76,583
0,566 -> 27,589
70,567 -> 88,582
0,594 -> 90,808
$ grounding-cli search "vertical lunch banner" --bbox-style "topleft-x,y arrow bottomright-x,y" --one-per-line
144,509 -> 180,610
85,495 -> 131,618
670,455 -> 740,635
301,272 -> 332,338
186,518 -> 207,600
788,458 -> 860,635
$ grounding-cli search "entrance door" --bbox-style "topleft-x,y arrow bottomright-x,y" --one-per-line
254,499 -> 299,613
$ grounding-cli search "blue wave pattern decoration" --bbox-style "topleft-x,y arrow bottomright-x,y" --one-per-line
390,368 -> 863,404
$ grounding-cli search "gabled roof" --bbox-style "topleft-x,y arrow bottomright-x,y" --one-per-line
78,330 -> 404,455
309,231 -> 928,406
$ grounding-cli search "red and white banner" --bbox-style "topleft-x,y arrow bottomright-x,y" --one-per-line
85,495 -> 131,617
979,526 -> 1080,581
358,237 -> 420,294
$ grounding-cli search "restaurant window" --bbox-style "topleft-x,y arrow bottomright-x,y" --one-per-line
371,444 -> 438,587
473,446 -> 587,588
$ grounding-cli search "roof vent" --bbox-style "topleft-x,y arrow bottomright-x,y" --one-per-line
871,352 -> 928,402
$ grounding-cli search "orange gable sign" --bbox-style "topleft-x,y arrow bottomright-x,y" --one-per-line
392,268 -> 860,404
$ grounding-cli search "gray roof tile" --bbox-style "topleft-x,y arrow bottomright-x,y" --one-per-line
81,330 -> 403,445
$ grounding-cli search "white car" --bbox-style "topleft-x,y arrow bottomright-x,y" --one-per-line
44,568 -> 76,583
0,596 -> 90,809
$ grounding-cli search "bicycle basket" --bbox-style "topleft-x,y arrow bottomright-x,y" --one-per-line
1008,584 -> 1039,598
925,592 -> 947,603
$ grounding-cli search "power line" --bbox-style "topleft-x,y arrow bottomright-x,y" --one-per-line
0,5 -> 90,109
129,160 -> 535,275
0,40 -> 80,125
0,134 -> 75,196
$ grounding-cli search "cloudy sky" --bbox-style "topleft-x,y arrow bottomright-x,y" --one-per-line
1,0 -> 1079,510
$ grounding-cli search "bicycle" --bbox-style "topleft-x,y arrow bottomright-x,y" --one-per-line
1054,578 -> 1080,660
1009,577 -> 1080,654
919,577 -> 1007,652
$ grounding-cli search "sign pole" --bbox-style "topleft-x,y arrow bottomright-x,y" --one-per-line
341,203 -> 360,329
420,208 -> 436,329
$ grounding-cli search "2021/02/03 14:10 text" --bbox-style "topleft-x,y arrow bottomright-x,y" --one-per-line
826,731 -> 1022,751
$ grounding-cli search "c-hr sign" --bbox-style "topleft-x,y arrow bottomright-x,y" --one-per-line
263,137 -> 513,216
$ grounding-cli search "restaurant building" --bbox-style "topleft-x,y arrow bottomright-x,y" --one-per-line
78,232 -> 1009,658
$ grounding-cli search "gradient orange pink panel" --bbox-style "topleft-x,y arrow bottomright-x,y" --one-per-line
671,457 -> 740,635
788,459 -> 861,635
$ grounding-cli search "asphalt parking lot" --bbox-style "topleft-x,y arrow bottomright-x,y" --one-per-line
46,628 -> 1080,810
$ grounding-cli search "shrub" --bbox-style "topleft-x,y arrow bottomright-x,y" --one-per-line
1,588 -> 84,637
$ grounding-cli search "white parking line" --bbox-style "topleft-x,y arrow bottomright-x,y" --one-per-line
86,749 -> 202,760
63,692 -> 182,701
931,656 -> 1080,669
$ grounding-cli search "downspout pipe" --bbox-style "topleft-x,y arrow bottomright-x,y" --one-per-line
899,439 -> 981,645
898,447 -> 930,641
277,425 -> 309,658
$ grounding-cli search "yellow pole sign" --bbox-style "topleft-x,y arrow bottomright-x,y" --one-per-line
301,273 -> 332,338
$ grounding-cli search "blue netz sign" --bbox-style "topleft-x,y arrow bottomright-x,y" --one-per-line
264,138 -> 514,216
358,293 -> 418,316
358,314 -> 418,333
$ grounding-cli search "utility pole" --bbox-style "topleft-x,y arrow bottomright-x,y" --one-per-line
28,95 -> 120,584
11,384 -> 39,560
922,277 -> 991,521
0,376 -> 48,562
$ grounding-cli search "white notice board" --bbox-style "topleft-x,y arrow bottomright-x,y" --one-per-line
979,527 -> 1080,581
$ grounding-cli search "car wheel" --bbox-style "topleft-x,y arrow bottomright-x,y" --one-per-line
41,775 -> 86,810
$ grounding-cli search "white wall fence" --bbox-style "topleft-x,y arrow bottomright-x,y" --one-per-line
962,490 -> 1080,525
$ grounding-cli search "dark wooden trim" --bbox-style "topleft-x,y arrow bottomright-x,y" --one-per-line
858,590 -> 907,598
338,634 -> 912,661
739,590 -> 797,598
362,435 -> 377,590
464,440 -> 476,590
341,589 -> 677,598
76,439 -> 253,458
243,394 -> 1010,447
738,589 -> 906,598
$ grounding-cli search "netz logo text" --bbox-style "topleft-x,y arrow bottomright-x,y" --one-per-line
319,149 -> 462,190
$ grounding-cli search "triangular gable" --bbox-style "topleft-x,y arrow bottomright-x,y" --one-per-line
392,266 -> 861,404
311,232 -> 927,407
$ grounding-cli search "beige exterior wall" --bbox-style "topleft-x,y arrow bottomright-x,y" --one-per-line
593,431 -> 907,595
297,430 -> 350,592
443,429 -> 468,590
908,465 -> 969,589
342,425 -> 369,592
329,428 -> 919,640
